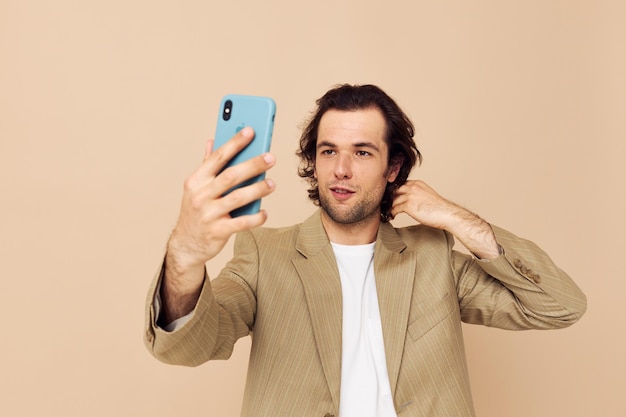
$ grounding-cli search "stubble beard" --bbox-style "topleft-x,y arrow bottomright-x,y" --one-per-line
318,188 -> 382,226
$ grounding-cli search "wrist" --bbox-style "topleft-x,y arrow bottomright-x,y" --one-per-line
166,232 -> 207,273
160,257 -> 205,324
164,250 -> 205,290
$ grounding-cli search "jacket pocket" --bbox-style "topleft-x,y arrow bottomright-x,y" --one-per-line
407,292 -> 455,341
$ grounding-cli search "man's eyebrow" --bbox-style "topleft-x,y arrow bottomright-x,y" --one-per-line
317,140 -> 336,149
316,140 -> 381,152
353,142 -> 381,152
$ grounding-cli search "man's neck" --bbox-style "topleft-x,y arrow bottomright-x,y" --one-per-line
320,210 -> 381,245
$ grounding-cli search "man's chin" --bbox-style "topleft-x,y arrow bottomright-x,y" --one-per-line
320,203 -> 377,226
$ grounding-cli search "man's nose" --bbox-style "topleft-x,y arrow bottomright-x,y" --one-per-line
334,154 -> 352,179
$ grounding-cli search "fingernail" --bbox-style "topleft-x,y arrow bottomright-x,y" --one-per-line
263,153 -> 275,164
266,179 -> 275,189
241,126 -> 253,137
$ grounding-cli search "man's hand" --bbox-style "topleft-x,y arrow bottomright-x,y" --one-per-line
391,180 -> 500,260
160,127 -> 276,324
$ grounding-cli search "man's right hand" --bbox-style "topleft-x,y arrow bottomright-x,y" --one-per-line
160,127 -> 276,324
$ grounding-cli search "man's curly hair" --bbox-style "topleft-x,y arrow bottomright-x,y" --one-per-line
296,84 -> 422,222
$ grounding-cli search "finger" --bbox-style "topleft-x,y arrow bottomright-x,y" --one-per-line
208,152 -> 276,198
389,198 -> 406,219
391,188 -> 409,206
203,139 -> 215,163
184,153 -> 276,220
219,177 -> 276,215
193,127 -> 256,181
390,190 -> 417,219
393,185 -> 408,197
203,126 -> 256,178
228,209 -> 270,232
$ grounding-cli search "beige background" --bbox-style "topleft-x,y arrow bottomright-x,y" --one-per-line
1,1 -> 624,416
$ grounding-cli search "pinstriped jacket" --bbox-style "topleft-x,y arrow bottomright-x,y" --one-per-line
144,210 -> 586,417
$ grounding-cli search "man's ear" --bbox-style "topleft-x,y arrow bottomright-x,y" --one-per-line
387,157 -> 403,183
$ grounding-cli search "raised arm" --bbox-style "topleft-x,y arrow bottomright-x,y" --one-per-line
390,180 -> 500,259
160,127 -> 276,325
391,179 -> 586,328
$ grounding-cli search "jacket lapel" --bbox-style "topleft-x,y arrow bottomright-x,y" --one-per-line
374,222 -> 416,396
291,212 -> 416,407
292,212 -> 343,411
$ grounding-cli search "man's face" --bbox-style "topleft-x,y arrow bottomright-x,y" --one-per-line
314,107 -> 400,226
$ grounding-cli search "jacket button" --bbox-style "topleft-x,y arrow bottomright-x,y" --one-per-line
514,259 -> 522,268
324,414 -> 335,417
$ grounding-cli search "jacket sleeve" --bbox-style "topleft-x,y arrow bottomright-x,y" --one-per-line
454,225 -> 587,330
143,232 -> 258,366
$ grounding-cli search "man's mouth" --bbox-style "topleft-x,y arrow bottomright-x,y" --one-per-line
330,185 -> 355,193
330,186 -> 355,200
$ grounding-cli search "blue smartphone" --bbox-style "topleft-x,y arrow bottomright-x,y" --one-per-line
214,94 -> 276,217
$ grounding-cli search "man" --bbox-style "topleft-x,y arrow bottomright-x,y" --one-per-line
144,84 -> 586,417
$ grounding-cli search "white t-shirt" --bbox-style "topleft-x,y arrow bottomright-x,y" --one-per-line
331,242 -> 397,417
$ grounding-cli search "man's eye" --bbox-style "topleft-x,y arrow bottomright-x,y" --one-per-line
321,149 -> 335,155
356,150 -> 371,157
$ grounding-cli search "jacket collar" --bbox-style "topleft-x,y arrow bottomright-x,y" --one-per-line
295,210 -> 408,258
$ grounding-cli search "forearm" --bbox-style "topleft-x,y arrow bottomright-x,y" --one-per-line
145,233 -> 258,366
159,256 -> 204,326
443,204 -> 500,260
157,231 -> 207,325
391,180 -> 501,259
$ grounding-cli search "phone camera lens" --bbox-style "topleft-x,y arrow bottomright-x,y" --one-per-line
223,100 -> 233,121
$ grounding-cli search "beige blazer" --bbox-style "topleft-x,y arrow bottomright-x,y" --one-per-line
144,211 -> 586,417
